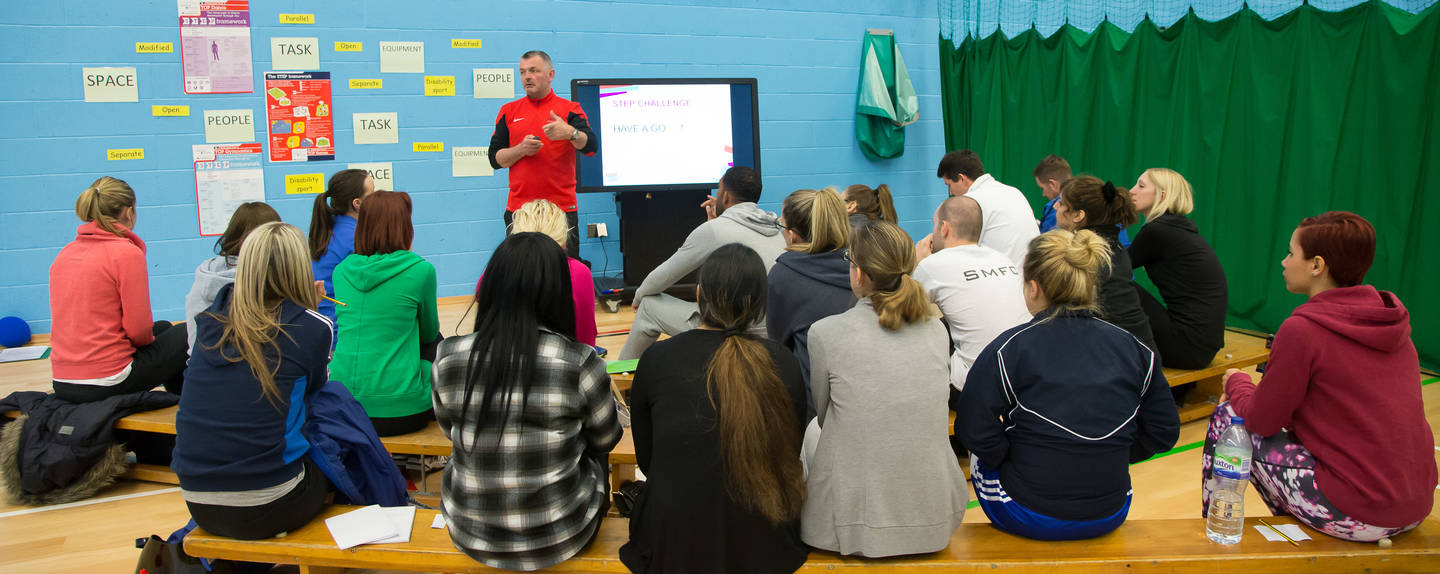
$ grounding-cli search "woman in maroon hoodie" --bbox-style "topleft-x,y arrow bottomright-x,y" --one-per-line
50,177 -> 188,403
1200,211 -> 1435,542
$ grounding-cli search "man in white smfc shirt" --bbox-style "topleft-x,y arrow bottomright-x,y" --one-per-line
915,195 -> 1032,390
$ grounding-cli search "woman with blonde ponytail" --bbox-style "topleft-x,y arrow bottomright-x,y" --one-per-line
51,177 -> 189,402
621,243 -> 809,574
801,220 -> 969,557
767,188 -> 856,417
172,222 -> 335,540
955,229 -> 1179,541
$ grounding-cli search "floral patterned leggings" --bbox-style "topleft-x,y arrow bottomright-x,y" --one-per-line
1200,402 -> 1422,542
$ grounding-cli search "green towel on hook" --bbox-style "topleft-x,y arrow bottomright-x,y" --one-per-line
856,31 -> 918,160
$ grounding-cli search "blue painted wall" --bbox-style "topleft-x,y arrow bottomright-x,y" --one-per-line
0,0 -> 949,334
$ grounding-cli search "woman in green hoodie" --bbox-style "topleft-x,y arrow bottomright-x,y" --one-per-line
331,191 -> 441,436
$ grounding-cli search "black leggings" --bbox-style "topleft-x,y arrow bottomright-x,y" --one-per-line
370,409 -> 434,437
186,458 -> 331,540
53,321 -> 189,402
1134,287 -> 1221,370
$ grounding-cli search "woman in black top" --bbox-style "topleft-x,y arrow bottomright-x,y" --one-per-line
1127,168 -> 1228,369
1053,176 -> 1157,354
620,244 -> 809,574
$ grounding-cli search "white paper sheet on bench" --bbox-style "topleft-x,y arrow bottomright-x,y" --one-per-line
370,506 -> 417,544
327,505 -> 396,549
1253,523 -> 1312,542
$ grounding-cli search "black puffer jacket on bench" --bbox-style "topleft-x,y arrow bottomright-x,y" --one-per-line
0,389 -> 178,505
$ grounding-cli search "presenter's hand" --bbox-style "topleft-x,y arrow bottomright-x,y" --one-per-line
516,135 -> 544,157
631,294 -> 644,311
915,234 -> 934,263
542,111 -> 574,141
313,280 -> 327,302
701,195 -> 717,220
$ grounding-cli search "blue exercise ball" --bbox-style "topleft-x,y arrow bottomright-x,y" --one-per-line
0,316 -> 32,348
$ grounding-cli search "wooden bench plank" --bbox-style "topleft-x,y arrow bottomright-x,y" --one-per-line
185,505 -> 1440,573
1162,329 -> 1270,387
186,506 -> 631,573
122,463 -> 179,485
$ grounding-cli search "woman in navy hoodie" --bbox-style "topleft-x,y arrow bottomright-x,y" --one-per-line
766,188 -> 855,418
173,222 -> 333,540
1202,212 -> 1435,542
957,229 -> 1179,541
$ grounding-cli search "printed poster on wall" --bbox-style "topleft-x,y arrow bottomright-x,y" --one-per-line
263,72 -> 335,163
178,0 -> 254,94
193,143 -> 265,236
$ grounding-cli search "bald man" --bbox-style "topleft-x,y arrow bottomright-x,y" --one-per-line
915,196 -> 1032,390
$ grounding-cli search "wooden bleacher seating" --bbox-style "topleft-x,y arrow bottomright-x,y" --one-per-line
2,329 -> 1269,486
3,403 -> 641,490
1162,329 -> 1271,387
1164,329 -> 1272,422
183,504 -> 1440,573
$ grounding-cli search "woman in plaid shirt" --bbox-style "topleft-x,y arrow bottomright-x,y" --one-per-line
432,232 -> 622,571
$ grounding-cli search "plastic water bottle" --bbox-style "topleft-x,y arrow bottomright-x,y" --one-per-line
1206,417 -> 1252,544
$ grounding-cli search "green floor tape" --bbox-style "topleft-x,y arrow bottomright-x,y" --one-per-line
1424,377 -> 1438,386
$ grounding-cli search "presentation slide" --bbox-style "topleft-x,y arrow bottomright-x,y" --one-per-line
598,84 -> 733,186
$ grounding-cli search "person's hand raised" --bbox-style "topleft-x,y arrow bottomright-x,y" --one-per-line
542,111 -> 574,141
701,195 -> 717,220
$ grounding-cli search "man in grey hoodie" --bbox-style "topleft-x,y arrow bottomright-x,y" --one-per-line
619,166 -> 785,360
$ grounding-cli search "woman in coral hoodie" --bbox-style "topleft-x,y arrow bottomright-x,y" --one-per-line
50,177 -> 188,402
1201,211 -> 1435,542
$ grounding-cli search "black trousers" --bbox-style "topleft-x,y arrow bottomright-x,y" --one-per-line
186,457 -> 331,540
1134,286 -> 1221,370
53,321 -> 189,402
504,209 -> 583,261
369,408 -> 435,437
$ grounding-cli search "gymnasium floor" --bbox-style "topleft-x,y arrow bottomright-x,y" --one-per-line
1,297 -> 1437,573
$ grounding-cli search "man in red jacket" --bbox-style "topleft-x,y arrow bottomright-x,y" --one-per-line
488,50 -> 598,259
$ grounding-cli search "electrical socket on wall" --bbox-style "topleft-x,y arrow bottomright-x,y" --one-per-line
586,223 -> 609,238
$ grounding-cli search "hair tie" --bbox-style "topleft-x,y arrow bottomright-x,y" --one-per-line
722,326 -> 749,338
1101,181 -> 1118,204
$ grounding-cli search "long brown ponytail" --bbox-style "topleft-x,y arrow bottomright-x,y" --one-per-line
75,176 -> 136,237
850,220 -> 937,330
698,244 -> 805,524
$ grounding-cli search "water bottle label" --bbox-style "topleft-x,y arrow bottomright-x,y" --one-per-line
1214,446 -> 1251,480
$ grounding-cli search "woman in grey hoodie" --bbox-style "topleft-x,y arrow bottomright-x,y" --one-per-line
801,220 -> 969,557
183,202 -> 280,355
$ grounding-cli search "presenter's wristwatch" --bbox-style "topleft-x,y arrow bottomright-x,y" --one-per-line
568,128 -> 580,141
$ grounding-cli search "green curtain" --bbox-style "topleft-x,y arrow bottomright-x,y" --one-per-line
940,1 -> 1440,369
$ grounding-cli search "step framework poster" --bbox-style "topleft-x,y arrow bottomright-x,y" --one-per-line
178,0 -> 254,94
264,72 -> 335,162
192,143 -> 265,236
